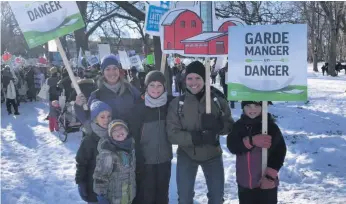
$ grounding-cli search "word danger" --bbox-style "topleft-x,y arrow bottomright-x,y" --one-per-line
27,1 -> 63,22
245,65 -> 289,76
245,32 -> 289,56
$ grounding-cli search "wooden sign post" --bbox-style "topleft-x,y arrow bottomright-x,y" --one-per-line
205,57 -> 211,114
261,101 -> 268,174
55,39 -> 87,110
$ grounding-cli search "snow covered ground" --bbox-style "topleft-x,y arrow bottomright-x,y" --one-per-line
1,63 -> 346,204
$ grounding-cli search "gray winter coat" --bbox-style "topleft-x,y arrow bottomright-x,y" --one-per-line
93,138 -> 136,204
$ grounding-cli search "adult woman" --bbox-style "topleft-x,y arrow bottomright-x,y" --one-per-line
166,61 -> 234,204
74,54 -> 140,134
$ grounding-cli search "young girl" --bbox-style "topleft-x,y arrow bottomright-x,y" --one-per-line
75,101 -> 112,204
227,101 -> 287,204
93,119 -> 136,204
49,100 -> 61,132
132,70 -> 173,204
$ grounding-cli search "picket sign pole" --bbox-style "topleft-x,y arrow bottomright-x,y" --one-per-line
261,101 -> 268,174
55,38 -> 88,110
205,57 -> 211,114
160,54 -> 167,73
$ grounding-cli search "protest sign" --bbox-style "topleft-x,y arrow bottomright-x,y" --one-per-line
145,4 -> 169,36
88,56 -> 99,66
159,2 -> 245,57
118,50 -> 131,70
9,1 -> 84,48
129,55 -> 144,71
227,24 -> 308,101
98,44 -> 111,61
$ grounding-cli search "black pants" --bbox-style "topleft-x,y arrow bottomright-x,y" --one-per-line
238,186 -> 277,204
211,76 -> 216,84
138,161 -> 171,204
6,99 -> 19,114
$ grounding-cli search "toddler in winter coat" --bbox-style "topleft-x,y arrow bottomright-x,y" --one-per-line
76,101 -> 112,204
49,100 -> 61,132
227,101 -> 287,204
93,119 -> 136,204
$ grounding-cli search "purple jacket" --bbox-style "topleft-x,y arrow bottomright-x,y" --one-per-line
227,114 -> 286,189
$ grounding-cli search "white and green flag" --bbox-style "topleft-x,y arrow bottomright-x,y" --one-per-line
227,24 -> 307,101
9,1 -> 85,48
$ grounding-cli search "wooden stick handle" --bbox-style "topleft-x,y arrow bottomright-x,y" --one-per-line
262,101 -> 268,174
160,54 -> 167,73
55,38 -> 88,110
205,58 -> 211,114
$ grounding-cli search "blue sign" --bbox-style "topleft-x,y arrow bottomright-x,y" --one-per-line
145,5 -> 169,35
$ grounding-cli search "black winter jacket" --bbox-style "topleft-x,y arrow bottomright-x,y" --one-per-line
227,114 -> 287,189
131,95 -> 174,165
75,131 -> 100,202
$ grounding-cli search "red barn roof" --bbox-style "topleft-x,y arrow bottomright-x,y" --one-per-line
181,32 -> 226,43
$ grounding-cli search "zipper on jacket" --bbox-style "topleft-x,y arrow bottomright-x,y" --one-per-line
247,152 -> 252,189
157,107 -> 161,164
246,126 -> 253,189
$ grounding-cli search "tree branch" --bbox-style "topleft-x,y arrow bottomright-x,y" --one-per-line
114,1 -> 145,21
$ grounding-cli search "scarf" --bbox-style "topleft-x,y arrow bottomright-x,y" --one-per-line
103,81 -> 122,95
109,137 -> 133,152
145,91 -> 168,108
91,122 -> 108,138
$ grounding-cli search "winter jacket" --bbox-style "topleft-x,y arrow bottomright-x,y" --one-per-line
58,75 -> 73,102
130,77 -> 141,93
74,78 -> 140,127
166,87 -> 234,161
227,114 -> 287,189
6,80 -> 17,99
75,131 -> 103,202
93,138 -> 136,204
131,95 -> 174,165
47,75 -> 60,101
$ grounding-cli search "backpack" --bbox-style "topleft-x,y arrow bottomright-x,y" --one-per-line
177,87 -> 226,120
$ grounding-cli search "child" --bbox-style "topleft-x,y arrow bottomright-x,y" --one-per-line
49,100 -> 61,132
93,119 -> 136,204
2,67 -> 20,115
132,70 -> 173,204
76,101 -> 112,204
227,101 -> 287,204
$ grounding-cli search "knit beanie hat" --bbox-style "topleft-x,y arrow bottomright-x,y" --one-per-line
90,101 -> 112,121
108,119 -> 129,136
50,67 -> 58,74
101,54 -> 121,72
185,61 -> 206,82
144,70 -> 166,87
241,101 -> 262,109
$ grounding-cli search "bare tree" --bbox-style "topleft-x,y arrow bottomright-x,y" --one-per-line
320,1 -> 345,76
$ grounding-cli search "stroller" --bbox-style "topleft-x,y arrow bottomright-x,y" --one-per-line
57,101 -> 82,142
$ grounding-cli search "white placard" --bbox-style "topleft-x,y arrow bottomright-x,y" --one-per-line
98,44 -> 111,61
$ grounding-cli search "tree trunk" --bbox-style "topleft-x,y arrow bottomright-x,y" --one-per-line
328,25 -> 337,76
311,2 -> 318,72
74,1 -> 89,55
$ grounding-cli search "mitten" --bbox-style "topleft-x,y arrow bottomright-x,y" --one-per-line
242,136 -> 254,149
77,182 -> 88,201
252,134 -> 272,148
201,113 -> 224,132
191,131 -> 203,146
97,195 -> 110,204
259,177 -> 276,189
265,167 -> 278,180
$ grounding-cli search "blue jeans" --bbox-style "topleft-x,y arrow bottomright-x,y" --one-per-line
176,148 -> 225,204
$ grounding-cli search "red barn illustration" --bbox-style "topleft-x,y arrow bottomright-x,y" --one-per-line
162,9 -> 203,50
160,4 -> 245,56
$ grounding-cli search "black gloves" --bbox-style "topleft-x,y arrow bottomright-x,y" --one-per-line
191,130 -> 218,146
201,113 -> 224,132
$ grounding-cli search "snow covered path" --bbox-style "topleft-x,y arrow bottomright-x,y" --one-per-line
1,64 -> 346,204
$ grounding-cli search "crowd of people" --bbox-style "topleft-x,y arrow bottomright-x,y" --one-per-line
2,54 -> 287,204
